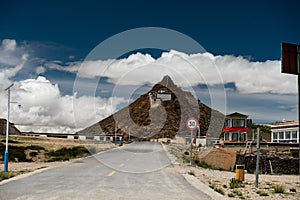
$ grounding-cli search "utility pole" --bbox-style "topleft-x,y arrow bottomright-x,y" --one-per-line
128,127 -> 131,142
4,83 -> 14,172
255,127 -> 260,188
115,123 -> 117,145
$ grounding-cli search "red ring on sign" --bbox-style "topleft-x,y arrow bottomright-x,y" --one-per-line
186,117 -> 199,131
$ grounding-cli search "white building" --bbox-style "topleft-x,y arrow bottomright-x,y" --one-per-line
270,120 -> 299,143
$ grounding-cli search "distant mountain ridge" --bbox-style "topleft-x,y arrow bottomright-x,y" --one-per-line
77,75 -> 225,140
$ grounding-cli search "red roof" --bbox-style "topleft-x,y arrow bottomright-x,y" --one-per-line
222,127 -> 248,133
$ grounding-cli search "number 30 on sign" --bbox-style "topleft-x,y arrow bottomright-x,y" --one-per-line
186,117 -> 199,131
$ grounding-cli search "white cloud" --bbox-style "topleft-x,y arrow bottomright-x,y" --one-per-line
0,39 -> 29,90
2,39 -> 17,51
46,50 -> 297,94
0,76 -> 126,133
36,66 -> 46,74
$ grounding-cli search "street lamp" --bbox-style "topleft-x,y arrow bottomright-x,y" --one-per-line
4,83 -> 14,172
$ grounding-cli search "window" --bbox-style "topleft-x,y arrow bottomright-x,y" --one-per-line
292,131 -> 298,139
279,132 -> 284,139
232,119 -> 245,127
240,133 -> 247,141
224,133 -> 229,140
232,132 -> 238,141
225,119 -> 231,128
285,131 -> 291,139
273,132 -> 278,139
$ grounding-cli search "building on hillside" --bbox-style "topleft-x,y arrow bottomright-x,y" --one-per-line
270,120 -> 299,143
0,118 -> 21,135
222,112 -> 249,142
149,90 -> 172,107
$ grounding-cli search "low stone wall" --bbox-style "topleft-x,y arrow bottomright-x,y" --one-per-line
236,149 -> 299,174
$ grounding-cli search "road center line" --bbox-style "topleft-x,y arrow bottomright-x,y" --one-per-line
107,170 -> 116,176
120,163 -> 124,167
126,158 -> 130,161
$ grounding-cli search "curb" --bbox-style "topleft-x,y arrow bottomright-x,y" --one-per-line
182,173 -> 230,200
161,143 -> 230,200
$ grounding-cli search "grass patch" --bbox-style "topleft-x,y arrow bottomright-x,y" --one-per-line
230,178 -> 241,189
25,145 -> 45,151
273,184 -> 285,194
0,144 -> 46,162
232,189 -> 243,197
228,193 -> 235,197
29,151 -> 39,157
256,190 -> 269,196
0,139 -> 20,144
188,170 -> 195,176
46,146 -> 90,162
209,182 -> 225,195
209,183 -> 216,189
214,187 -> 225,195
194,160 -> 212,169
0,171 -> 15,182
0,145 -> 32,162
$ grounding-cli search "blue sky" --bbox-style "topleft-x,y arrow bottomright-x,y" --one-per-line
0,0 -> 299,132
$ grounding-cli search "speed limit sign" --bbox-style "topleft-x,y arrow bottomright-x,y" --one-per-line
186,117 -> 199,131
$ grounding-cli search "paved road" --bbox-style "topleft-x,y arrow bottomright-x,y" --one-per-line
0,142 -> 212,200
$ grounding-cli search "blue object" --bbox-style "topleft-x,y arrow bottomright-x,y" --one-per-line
4,151 -> 9,172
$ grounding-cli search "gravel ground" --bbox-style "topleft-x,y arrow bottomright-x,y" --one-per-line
164,141 -> 300,200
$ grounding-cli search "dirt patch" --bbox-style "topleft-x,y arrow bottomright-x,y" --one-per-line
165,140 -> 300,200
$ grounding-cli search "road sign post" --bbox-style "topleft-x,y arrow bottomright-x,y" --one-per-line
186,117 -> 199,166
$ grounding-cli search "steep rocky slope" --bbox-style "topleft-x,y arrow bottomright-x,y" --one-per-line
77,76 -> 224,140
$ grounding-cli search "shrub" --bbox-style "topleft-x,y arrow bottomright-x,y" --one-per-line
228,193 -> 235,197
0,139 -> 20,144
46,146 -> 90,162
273,184 -> 285,193
209,183 -> 216,189
230,178 -> 241,189
222,184 -> 227,188
1,146 -> 32,162
214,187 -> 225,195
188,170 -> 195,176
29,151 -> 39,157
256,190 -> 269,196
0,172 -> 15,181
233,189 -> 243,197
195,160 -> 212,169
25,145 -> 45,151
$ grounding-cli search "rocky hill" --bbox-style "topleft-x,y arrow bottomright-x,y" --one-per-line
0,118 -> 21,135
77,75 -> 225,140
